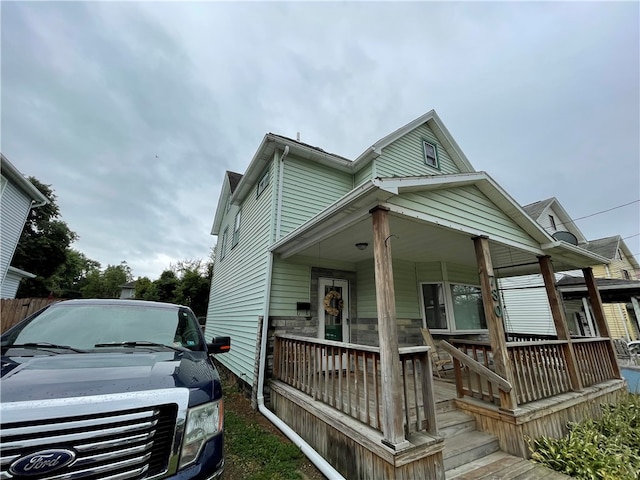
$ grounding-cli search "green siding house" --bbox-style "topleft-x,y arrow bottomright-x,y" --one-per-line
206,111 -> 626,479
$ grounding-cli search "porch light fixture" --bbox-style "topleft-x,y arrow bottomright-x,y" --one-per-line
355,242 -> 368,251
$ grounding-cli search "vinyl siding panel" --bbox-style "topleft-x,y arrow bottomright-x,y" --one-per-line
206,159 -> 275,383
390,186 -> 540,249
279,154 -> 353,237
1,270 -> 21,299
354,162 -> 373,187
539,206 -> 571,234
376,123 -> 461,177
269,260 -> 311,316
0,182 -> 32,289
445,262 -> 480,285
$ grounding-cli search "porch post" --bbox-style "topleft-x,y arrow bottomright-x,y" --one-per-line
370,206 -> 408,449
538,256 -> 583,391
582,267 -> 622,378
472,236 -> 518,411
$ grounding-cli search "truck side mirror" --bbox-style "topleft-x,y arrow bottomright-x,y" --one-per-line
207,336 -> 231,354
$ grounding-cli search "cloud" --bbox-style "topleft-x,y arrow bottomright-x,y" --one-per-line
2,1 -> 638,278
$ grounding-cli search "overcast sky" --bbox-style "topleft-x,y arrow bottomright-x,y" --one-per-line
2,1 -> 639,279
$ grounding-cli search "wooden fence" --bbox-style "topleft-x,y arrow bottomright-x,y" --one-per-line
1,298 -> 60,333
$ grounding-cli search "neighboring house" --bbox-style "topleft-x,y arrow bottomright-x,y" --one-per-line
0,154 -> 48,299
119,280 -> 137,299
206,110 -> 625,477
501,197 -> 640,341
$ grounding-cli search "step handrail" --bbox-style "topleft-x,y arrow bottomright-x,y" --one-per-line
440,341 -> 512,392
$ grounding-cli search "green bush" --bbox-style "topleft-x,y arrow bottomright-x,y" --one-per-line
530,393 -> 640,480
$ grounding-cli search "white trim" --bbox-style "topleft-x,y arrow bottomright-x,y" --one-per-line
6,266 -> 36,279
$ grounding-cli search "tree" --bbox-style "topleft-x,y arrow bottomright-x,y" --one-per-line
48,249 -> 101,298
14,177 -> 78,297
155,270 -> 178,303
80,262 -> 132,298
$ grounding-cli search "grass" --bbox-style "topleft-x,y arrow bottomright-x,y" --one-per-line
224,410 -> 307,480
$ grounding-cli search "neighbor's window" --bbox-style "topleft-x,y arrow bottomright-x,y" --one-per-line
232,210 -> 241,247
256,168 -> 270,197
220,228 -> 228,260
450,284 -> 487,330
548,215 -> 557,231
422,283 -> 447,330
623,269 -> 631,280
421,282 -> 488,332
422,141 -> 438,168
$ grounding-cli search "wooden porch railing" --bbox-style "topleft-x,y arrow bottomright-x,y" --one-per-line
448,336 -> 619,409
273,334 -> 437,437
440,341 -> 512,406
572,338 -> 616,387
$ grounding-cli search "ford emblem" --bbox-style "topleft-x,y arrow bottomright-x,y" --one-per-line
10,449 -> 76,476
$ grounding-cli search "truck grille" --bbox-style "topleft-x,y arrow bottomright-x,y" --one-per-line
0,404 -> 178,480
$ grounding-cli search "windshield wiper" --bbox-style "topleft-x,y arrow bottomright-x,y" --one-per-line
1,342 -> 87,353
94,341 -> 188,352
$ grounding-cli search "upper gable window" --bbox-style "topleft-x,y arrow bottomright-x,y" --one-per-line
256,168 -> 270,198
422,141 -> 439,169
232,210 -> 241,247
548,215 -> 557,231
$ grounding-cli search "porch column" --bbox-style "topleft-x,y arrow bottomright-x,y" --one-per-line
538,256 -> 583,391
370,206 -> 408,449
582,267 -> 622,378
472,236 -> 518,411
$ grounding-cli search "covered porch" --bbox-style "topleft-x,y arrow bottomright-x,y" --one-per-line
262,176 -> 627,478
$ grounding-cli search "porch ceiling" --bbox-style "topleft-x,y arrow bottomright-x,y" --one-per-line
278,212 -> 545,276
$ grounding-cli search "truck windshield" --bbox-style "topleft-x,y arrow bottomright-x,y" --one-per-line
1,303 -> 203,352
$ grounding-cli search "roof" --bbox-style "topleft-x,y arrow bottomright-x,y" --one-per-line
269,133 -> 352,162
522,198 -> 555,220
227,171 -> 243,194
584,235 -> 620,259
0,154 -> 49,205
120,281 -> 137,289
557,274 -> 640,302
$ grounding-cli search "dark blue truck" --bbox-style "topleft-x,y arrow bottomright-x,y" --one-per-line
0,299 -> 231,480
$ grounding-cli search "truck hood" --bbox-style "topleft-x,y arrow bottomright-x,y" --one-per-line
0,351 -> 220,406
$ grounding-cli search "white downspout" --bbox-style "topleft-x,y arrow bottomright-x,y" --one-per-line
257,247 -> 343,476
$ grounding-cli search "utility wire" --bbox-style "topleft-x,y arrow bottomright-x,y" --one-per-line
569,199 -> 639,223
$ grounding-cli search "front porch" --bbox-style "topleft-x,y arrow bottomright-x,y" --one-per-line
269,334 -> 625,478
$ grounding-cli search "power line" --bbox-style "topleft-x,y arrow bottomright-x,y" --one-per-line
570,199 -> 639,223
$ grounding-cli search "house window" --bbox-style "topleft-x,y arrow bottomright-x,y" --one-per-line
422,283 -> 447,329
449,284 -> 487,330
422,141 -> 439,169
232,210 -> 241,247
256,168 -> 270,197
617,249 -> 623,261
548,215 -> 557,231
0,175 -> 6,197
220,228 -> 228,260
421,282 -> 488,332
623,269 -> 630,280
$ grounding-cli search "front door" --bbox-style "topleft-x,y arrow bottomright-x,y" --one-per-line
318,278 -> 350,343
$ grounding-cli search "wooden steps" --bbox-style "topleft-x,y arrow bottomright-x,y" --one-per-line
439,405 -> 570,479
446,451 -> 571,479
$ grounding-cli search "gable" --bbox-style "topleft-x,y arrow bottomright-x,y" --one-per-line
388,184 -> 541,250
375,122 -> 469,177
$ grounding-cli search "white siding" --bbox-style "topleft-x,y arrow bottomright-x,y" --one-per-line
498,274 -> 557,336
376,123 -> 461,177
1,270 -> 21,299
0,181 -> 32,289
206,158 -> 275,383
539,206 -> 571,234
279,154 -> 353,237
390,186 -> 540,250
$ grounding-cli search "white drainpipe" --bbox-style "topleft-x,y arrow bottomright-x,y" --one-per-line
257,254 -> 345,480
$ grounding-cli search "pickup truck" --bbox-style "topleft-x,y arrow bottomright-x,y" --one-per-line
0,299 -> 231,480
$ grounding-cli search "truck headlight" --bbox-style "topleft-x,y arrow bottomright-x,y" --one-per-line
179,400 -> 224,469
